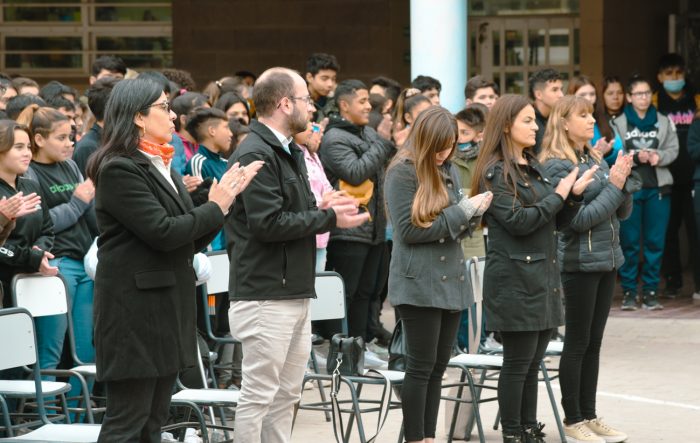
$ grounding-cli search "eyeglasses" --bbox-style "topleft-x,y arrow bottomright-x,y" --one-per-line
145,100 -> 171,113
630,91 -> 652,98
288,95 -> 314,105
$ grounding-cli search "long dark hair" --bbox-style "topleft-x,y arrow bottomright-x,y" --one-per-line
470,94 -> 532,199
86,78 -> 163,184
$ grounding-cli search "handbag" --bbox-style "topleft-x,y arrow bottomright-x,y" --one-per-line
387,320 -> 406,372
327,333 -> 392,443
326,333 -> 364,376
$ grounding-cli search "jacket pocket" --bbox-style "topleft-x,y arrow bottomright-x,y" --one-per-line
134,270 -> 176,290
400,249 -> 417,279
508,252 -> 545,264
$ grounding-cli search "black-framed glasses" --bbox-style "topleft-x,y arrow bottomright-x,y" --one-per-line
144,100 -> 171,113
630,91 -> 652,98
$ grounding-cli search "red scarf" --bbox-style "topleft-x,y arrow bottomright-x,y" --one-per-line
139,139 -> 175,167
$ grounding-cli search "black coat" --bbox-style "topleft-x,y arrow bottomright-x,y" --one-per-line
226,120 -> 336,300
481,158 -> 568,332
93,153 -> 223,381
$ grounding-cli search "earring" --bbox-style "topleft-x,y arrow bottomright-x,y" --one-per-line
565,127 -> 569,131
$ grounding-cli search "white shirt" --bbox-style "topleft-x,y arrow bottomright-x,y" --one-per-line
263,123 -> 293,155
138,150 -> 179,193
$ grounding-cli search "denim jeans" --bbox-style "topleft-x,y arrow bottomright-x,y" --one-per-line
618,188 -> 671,293
35,256 -> 95,400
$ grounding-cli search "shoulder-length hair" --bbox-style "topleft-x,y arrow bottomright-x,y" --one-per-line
470,94 -> 532,198
86,78 -> 164,184
539,95 -> 601,165
388,106 -> 457,228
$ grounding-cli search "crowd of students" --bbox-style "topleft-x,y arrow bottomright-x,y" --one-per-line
0,50 -> 699,443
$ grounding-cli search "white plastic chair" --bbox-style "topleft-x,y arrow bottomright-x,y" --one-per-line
0,307 -> 100,441
11,274 -> 98,423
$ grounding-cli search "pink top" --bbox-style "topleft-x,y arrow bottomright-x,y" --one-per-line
301,145 -> 333,248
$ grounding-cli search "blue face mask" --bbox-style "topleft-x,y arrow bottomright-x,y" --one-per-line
457,141 -> 474,152
663,78 -> 685,94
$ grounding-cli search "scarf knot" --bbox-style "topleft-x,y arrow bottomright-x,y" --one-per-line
139,139 -> 175,166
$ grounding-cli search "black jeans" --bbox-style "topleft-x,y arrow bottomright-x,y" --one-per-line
662,180 -> 700,291
396,304 -> 461,441
498,329 -> 553,435
559,270 -> 616,424
98,374 -> 177,443
327,240 -> 384,340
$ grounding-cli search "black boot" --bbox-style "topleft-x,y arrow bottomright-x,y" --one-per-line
522,422 -> 546,443
502,431 -> 524,443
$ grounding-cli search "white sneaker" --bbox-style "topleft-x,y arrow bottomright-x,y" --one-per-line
693,291 -> 700,301
585,418 -> 628,442
564,421 -> 605,443
483,334 -> 503,352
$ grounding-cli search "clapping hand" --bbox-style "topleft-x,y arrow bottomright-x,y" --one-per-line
609,151 -> 633,189
572,165 -> 599,196
592,137 -> 613,156
555,167 -> 579,199
0,192 -> 42,220
468,191 -> 493,216
182,175 -> 204,193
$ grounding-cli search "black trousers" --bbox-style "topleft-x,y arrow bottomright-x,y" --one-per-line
498,329 -> 553,435
559,270 -> 616,424
662,180 -> 700,291
396,304 -> 461,441
326,240 -> 384,340
97,374 -> 177,443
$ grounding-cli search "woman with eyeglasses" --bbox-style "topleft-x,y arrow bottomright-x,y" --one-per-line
612,75 -> 679,311
86,78 -> 262,442
16,105 -> 95,400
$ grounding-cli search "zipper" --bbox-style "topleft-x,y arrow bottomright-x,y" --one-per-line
610,218 -> 615,268
588,229 -> 592,252
282,242 -> 287,287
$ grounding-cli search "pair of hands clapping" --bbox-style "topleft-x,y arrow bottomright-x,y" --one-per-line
319,190 -> 371,228
555,151 -> 634,199
0,192 -> 42,220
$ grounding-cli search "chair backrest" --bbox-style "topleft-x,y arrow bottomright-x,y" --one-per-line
0,307 -> 37,370
205,251 -> 230,295
12,274 -> 68,317
466,256 -> 486,354
310,272 -> 346,322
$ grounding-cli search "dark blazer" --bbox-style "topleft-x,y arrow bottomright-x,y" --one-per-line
481,158 -> 568,332
226,120 -> 336,301
384,158 -> 476,310
93,153 -> 224,381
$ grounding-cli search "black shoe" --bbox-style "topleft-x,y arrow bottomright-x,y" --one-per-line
663,286 -> 681,299
311,333 -> 324,345
502,432 -> 524,443
523,422 -> 546,443
642,290 -> 664,310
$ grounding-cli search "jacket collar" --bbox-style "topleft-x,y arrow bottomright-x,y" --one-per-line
132,152 -> 188,213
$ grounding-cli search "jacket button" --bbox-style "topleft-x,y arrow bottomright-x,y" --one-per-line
439,238 -> 445,243
552,259 -> 556,264
459,275 -> 465,281
460,225 -> 466,230
554,288 -> 559,293
460,259 -> 464,264
440,256 -> 446,262
447,183 -> 453,188
526,255 -> 531,262
441,275 -> 447,281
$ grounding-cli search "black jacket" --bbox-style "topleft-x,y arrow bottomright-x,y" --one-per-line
533,107 -> 549,156
542,153 -> 638,273
688,118 -> 700,182
0,176 -> 54,303
320,117 -> 394,245
226,120 -> 337,301
93,153 -> 223,381
481,158 -> 568,332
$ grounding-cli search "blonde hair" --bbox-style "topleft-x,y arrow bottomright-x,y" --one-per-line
388,106 -> 457,228
539,95 -> 602,164
15,104 -> 69,154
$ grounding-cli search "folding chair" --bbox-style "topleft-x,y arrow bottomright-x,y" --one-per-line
442,257 -> 566,443
166,332 -> 238,443
298,272 -> 404,443
0,307 -> 100,441
10,274 -> 98,424
200,251 -> 238,389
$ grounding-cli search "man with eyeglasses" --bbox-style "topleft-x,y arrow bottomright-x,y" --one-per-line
225,67 -> 369,443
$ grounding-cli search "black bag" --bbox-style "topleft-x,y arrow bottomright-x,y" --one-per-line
326,333 -> 364,376
388,320 -> 407,371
